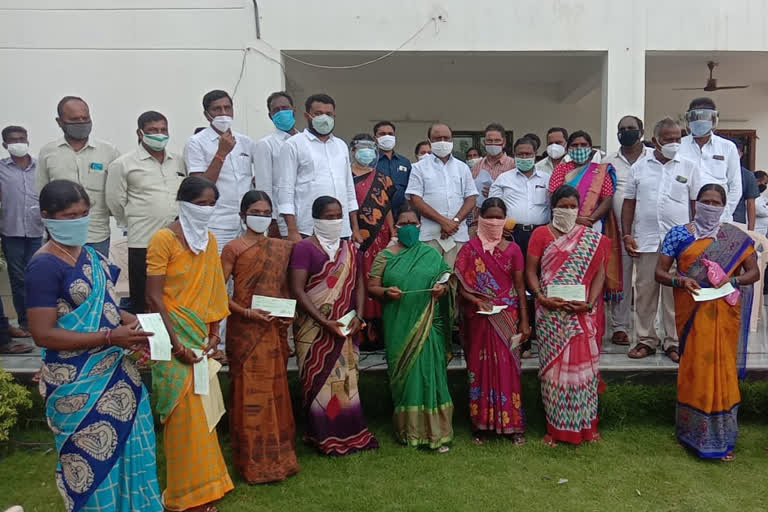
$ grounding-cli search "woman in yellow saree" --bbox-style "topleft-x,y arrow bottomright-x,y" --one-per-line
146,176 -> 233,511
655,184 -> 759,461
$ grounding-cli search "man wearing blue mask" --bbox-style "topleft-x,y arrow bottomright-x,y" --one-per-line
253,91 -> 299,238
37,96 -> 120,257
373,121 -> 411,216
678,97 -> 741,222
106,111 -> 185,314
277,93 -> 362,244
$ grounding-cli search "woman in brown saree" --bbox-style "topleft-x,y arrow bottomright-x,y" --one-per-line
221,190 -> 299,483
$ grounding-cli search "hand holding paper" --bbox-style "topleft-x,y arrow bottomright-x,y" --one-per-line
137,313 -> 171,361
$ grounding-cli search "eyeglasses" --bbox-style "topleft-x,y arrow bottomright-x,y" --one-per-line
684,109 -> 718,122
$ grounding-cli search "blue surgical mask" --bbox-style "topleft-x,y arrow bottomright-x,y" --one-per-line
271,109 -> 295,132
689,120 -> 713,137
43,216 -> 90,247
355,148 -> 377,166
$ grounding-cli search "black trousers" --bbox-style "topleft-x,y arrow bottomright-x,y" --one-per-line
128,247 -> 148,315
511,224 -> 544,346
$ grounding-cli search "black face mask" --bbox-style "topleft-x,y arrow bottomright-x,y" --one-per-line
760,184 -> 767,194
618,129 -> 642,147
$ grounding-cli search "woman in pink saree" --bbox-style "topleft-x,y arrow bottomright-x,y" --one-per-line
455,198 -> 530,444
525,185 -> 610,445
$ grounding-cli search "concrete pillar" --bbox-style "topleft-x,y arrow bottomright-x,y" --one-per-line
601,46 -> 646,154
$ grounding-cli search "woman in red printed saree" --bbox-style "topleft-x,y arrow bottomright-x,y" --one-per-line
525,185 -> 610,445
655,184 -> 759,461
288,196 -> 378,455
350,134 -> 396,349
548,130 -> 622,303
455,198 -> 530,444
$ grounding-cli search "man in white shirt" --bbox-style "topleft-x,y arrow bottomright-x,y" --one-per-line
277,93 -> 361,242
106,111 -> 185,314
252,91 -> 299,238
755,171 -> 768,235
623,118 -> 696,363
603,116 -> 653,347
535,127 -> 569,174
489,137 -> 551,256
184,89 -> 259,251
678,97 -> 741,222
406,123 -> 478,267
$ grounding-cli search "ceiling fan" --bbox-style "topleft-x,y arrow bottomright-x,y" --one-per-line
673,61 -> 750,91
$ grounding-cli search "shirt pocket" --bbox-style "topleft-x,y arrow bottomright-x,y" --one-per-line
533,184 -> 548,205
85,165 -> 107,192
704,157 -> 727,181
666,180 -> 689,203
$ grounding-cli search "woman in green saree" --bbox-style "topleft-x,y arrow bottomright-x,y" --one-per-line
368,205 -> 455,452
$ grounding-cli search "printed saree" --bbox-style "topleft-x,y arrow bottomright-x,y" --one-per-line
39,246 -> 161,512
536,225 -> 610,444
354,170 -> 395,321
561,161 -> 623,301
370,242 -> 454,448
671,224 -> 755,458
455,238 -> 524,435
146,228 -> 232,510
224,237 -> 299,483
294,240 -> 378,455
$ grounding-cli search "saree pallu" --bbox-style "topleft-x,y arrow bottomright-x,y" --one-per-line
674,224 -> 754,458
564,162 -> 623,301
372,242 -> 454,448
536,226 -> 609,444
355,171 -> 395,320
41,246 -> 161,512
294,241 -> 378,455
455,238 -> 524,434
226,238 -> 299,483
146,229 -> 232,510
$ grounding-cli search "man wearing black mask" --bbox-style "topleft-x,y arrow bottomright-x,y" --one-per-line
602,115 -> 651,347
37,96 -> 120,256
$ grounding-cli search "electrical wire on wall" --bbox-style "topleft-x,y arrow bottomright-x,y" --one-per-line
232,15 -> 445,98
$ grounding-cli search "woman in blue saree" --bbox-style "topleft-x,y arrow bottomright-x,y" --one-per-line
26,180 -> 162,512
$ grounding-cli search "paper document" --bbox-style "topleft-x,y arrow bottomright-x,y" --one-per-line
693,283 -> 736,302
338,310 -> 357,336
547,284 -> 586,301
200,358 -> 225,432
250,295 -> 296,318
192,348 -> 209,395
136,313 -> 171,361
509,334 -> 523,349
436,236 -> 456,253
477,305 -> 508,315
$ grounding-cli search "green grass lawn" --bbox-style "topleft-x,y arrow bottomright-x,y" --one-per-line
3,374 -> 768,512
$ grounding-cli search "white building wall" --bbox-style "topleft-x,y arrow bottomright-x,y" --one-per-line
1,0 -> 768,161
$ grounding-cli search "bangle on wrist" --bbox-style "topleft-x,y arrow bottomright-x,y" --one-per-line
105,329 -> 112,346
730,276 -> 740,288
213,153 -> 226,163
587,301 -> 594,313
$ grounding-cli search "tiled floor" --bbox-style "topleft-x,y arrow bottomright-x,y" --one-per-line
4,305 -> 768,376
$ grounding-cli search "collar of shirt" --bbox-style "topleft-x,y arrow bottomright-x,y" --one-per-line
137,143 -> 175,162
0,156 -> 35,171
477,154 -> 515,178
57,136 -> 96,151
614,146 -> 652,166
378,151 -> 408,163
647,151 -> 681,167
515,167 -> 547,180
303,128 -> 337,144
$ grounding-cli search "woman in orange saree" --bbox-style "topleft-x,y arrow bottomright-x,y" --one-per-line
146,176 -> 233,512
525,185 -> 610,446
221,191 -> 299,483
655,184 -> 759,461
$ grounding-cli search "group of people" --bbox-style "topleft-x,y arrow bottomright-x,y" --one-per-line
0,89 -> 763,512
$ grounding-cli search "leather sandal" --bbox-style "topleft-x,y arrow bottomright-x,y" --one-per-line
611,331 -> 630,346
627,343 -> 656,359
664,347 -> 680,364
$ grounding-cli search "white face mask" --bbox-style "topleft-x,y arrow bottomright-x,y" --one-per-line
377,135 -> 396,151
6,143 -> 29,158
431,141 -> 454,158
467,157 -> 482,168
313,218 -> 344,261
552,207 -> 578,233
210,115 -> 233,133
660,142 -> 681,160
484,144 -> 503,156
547,143 -> 566,160
417,153 -> 431,161
245,215 -> 271,233
178,201 -> 215,254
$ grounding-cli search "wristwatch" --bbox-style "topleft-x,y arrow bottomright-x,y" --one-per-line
452,217 -> 460,223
